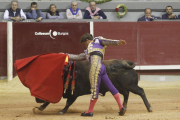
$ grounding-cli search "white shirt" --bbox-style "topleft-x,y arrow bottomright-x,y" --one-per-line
3,9 -> 26,20
66,9 -> 83,19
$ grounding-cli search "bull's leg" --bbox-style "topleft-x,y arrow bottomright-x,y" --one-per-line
57,95 -> 77,115
35,98 -> 50,111
38,102 -> 50,111
120,90 -> 129,109
33,102 -> 50,114
127,85 -> 152,112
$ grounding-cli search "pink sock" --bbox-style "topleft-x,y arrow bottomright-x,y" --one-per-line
113,93 -> 123,111
85,99 -> 98,113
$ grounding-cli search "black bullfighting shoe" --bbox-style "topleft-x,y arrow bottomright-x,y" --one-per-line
81,112 -> 93,117
119,107 -> 126,116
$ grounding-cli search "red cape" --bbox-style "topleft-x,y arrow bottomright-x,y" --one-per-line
14,53 -> 68,103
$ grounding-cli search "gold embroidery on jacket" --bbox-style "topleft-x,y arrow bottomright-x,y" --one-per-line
87,41 -> 106,60
89,55 -> 101,99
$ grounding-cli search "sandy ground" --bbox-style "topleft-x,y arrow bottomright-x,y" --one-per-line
0,76 -> 180,120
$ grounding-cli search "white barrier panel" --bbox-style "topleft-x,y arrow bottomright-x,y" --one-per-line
134,65 -> 180,70
7,22 -> 13,82
90,21 -> 94,37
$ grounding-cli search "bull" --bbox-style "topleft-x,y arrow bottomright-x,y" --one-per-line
33,59 -> 152,114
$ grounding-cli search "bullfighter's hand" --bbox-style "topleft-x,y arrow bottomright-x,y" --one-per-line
59,52 -> 65,54
119,40 -> 127,45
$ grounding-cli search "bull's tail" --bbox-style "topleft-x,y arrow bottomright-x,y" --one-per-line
122,60 -> 135,69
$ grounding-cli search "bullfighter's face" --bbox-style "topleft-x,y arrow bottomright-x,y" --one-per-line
83,39 -> 91,48
11,2 -> 18,11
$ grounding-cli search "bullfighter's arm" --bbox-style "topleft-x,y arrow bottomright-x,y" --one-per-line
67,53 -> 86,61
94,37 -> 126,46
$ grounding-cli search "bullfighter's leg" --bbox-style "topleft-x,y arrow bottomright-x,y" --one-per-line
101,64 -> 126,116
57,95 -> 77,115
81,79 -> 100,116
127,85 -> 152,112
81,55 -> 102,116
82,72 -> 102,115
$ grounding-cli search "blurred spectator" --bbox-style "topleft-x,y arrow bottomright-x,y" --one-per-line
138,8 -> 161,21
46,4 -> 64,19
84,1 -> 107,19
162,6 -> 177,19
3,0 -> 26,21
66,1 -> 82,19
26,2 -> 45,22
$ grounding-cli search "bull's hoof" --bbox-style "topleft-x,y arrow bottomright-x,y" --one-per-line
38,106 -> 45,111
57,111 -> 65,115
148,106 -> 153,112
33,107 -> 42,114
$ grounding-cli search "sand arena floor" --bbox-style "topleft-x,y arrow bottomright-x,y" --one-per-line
0,76 -> 180,120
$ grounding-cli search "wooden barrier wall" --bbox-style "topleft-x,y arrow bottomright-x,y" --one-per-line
0,23 -> 7,77
12,22 -> 90,75
94,22 -> 180,65
0,22 -> 180,77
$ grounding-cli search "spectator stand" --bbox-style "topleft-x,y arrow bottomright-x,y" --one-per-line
0,1 -> 180,21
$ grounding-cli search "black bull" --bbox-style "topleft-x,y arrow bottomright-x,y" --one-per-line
34,59 -> 152,114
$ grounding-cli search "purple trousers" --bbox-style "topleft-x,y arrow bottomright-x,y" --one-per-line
89,55 -> 118,99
